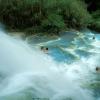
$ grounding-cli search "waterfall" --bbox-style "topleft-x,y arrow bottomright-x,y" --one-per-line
0,29 -> 100,100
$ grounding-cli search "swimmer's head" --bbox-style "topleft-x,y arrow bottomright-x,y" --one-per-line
46,47 -> 48,50
96,67 -> 99,71
93,36 -> 95,39
41,46 -> 44,50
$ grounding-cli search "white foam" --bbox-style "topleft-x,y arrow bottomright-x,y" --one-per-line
0,30 -> 99,100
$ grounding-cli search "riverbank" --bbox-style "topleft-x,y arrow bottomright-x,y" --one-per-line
7,30 -> 60,41
6,27 -> 83,41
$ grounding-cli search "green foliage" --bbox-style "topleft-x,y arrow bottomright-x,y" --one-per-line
0,0 -> 98,34
82,0 -> 100,32
89,10 -> 100,32
60,0 -> 91,28
41,13 -> 66,33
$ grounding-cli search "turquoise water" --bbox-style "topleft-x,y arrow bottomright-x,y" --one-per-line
0,30 -> 100,100
27,31 -> 100,100
28,31 -> 100,64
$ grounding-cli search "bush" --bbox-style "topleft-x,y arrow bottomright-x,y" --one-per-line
0,0 -> 93,34
89,10 -> 100,32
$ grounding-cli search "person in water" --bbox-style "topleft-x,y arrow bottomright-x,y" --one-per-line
96,67 -> 100,72
41,46 -> 48,53
93,36 -> 95,40
45,47 -> 48,51
41,46 -> 44,50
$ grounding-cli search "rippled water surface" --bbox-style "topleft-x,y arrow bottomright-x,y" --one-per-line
0,29 -> 100,100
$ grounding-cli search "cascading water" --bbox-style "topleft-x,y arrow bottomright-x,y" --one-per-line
0,29 -> 100,100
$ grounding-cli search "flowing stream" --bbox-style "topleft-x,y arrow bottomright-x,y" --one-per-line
0,29 -> 100,100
